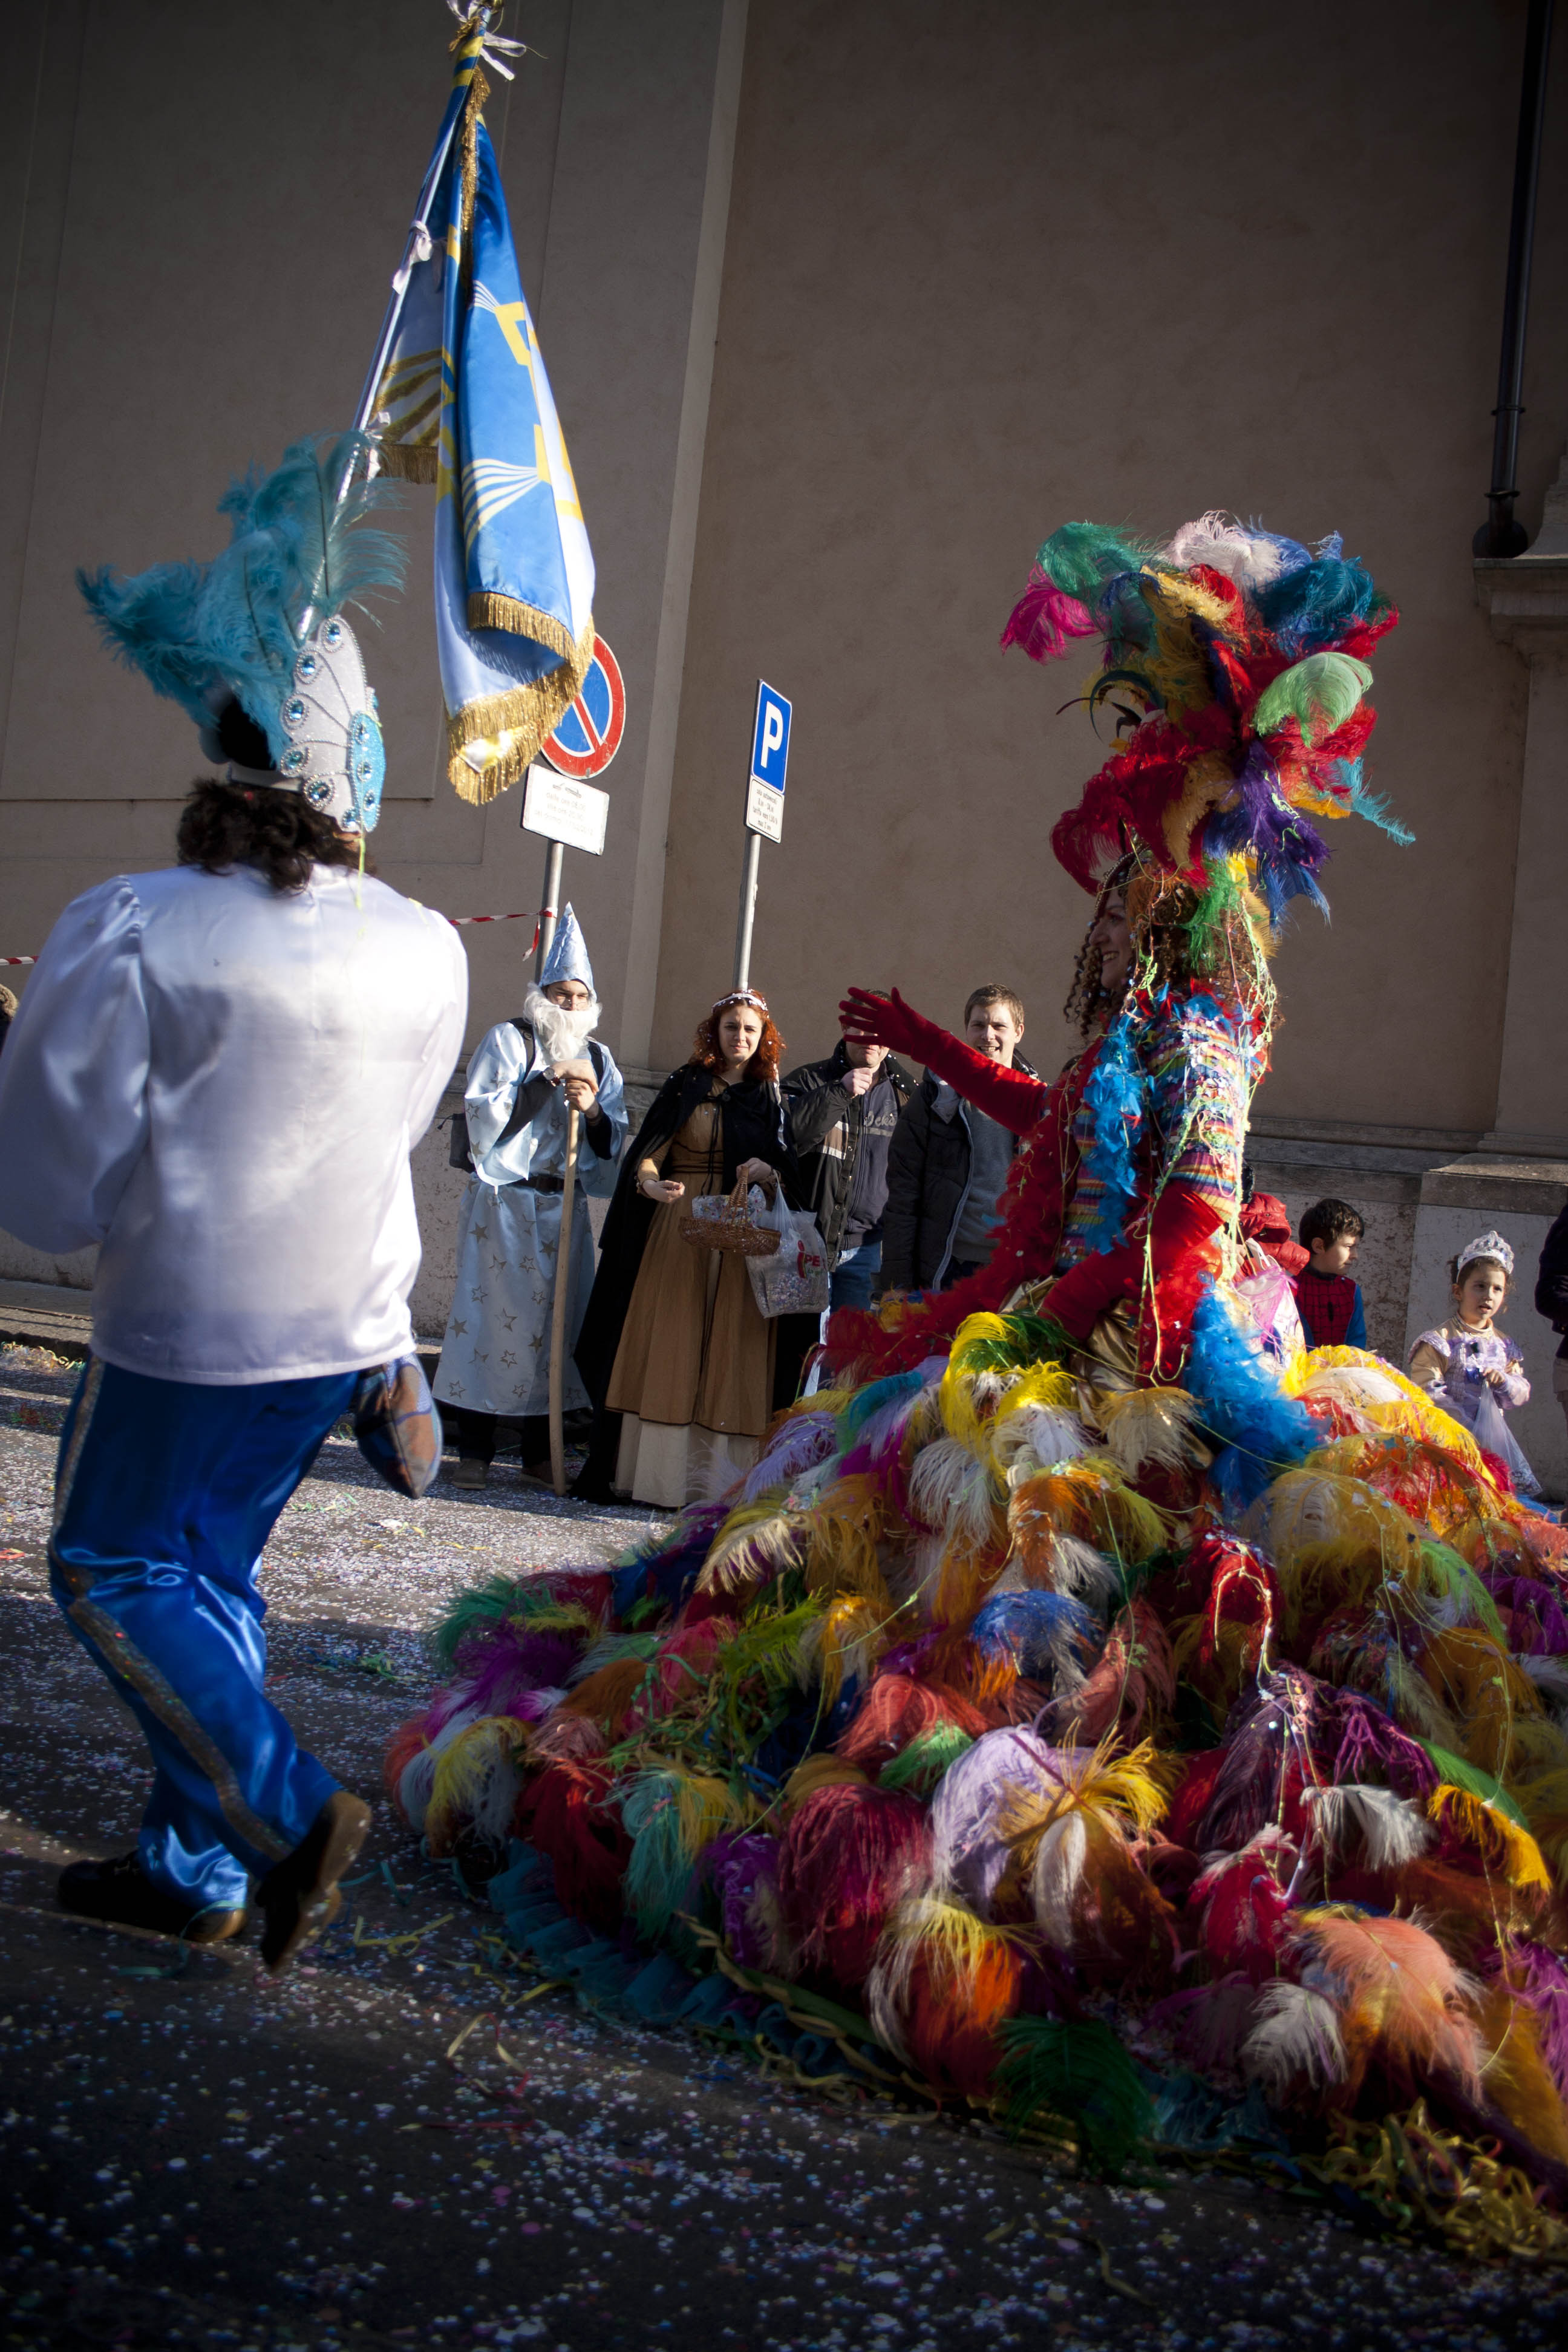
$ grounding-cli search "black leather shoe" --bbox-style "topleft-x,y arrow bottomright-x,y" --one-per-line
57,1852 -> 246,1944
255,1791 -> 371,1975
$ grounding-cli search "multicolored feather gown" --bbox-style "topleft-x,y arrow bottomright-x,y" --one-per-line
390,515 -> 1568,2195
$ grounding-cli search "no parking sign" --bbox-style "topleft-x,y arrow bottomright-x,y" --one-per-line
540,638 -> 626,779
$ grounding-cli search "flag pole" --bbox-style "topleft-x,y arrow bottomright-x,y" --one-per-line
548,1100 -> 581,1497
345,104 -> 463,449
536,828 -> 570,1492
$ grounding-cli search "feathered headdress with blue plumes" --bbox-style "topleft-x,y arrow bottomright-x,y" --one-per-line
79,432 -> 405,832
1001,511 -> 1407,927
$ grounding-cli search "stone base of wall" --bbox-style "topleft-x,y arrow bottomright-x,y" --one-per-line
1249,1119 -> 1568,1501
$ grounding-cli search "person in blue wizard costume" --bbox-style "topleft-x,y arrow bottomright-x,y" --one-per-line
0,434 -> 468,1968
435,903 -> 627,1487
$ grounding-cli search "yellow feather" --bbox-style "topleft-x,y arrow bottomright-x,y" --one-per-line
780,1753 -> 871,1811
696,1497 -> 806,1593
795,1596 -> 893,1704
1428,1785 -> 1552,1895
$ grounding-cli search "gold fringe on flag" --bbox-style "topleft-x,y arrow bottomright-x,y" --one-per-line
445,618 -> 595,804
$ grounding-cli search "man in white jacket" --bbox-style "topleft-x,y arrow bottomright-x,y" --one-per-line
0,437 -> 468,1968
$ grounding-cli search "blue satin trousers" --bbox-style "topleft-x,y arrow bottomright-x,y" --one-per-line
50,1356 -> 358,1909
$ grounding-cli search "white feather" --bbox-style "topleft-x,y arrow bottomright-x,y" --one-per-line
1030,1811 -> 1089,1949
1163,511 -> 1287,592
396,1703 -> 482,1832
1305,1783 -> 1435,1872
1518,1653 -> 1568,1707
993,1403 -> 1092,1484
864,1947 -> 915,2067
1240,1981 -> 1347,2098
907,1436 -> 1000,1550
1040,1533 -> 1124,1610
1099,1387 -> 1202,1478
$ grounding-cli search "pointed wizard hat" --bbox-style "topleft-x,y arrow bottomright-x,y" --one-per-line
540,903 -> 594,994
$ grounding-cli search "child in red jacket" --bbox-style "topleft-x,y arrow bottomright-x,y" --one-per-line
1292,1197 -> 1367,1350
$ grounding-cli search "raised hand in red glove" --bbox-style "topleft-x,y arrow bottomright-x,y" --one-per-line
838,987 -> 1047,1133
838,986 -> 932,1060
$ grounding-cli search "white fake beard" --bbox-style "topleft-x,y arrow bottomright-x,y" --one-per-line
524,982 -> 599,1068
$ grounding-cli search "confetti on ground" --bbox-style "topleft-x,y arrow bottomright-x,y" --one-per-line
2,1344 -> 1565,2349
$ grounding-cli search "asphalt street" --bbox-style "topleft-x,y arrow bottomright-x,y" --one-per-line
0,1343 -> 1562,2352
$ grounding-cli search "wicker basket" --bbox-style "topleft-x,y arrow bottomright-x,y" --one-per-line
679,1175 -> 781,1258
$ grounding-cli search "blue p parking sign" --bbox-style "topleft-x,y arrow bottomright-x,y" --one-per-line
746,680 -> 791,840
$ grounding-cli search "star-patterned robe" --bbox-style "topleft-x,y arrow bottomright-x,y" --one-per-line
433,1018 -> 626,1418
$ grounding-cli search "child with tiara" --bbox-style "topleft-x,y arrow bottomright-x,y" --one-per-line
1408,1229 -> 1541,1499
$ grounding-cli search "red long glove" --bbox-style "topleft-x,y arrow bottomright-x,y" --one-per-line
1043,1182 -> 1224,1347
838,987 -> 1047,1132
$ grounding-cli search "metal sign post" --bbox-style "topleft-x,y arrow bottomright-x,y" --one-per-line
734,679 -> 791,991
519,756 -> 612,1489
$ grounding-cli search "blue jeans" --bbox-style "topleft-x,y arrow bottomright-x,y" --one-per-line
831,1238 -> 882,1311
50,1356 -> 357,1909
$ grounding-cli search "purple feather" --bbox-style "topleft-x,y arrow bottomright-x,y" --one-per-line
1329,1690 -> 1439,1798
742,1412 -> 840,1501
449,1622 -> 584,1719
1201,742 -> 1329,922
1484,1572 -> 1568,1655
930,1726 -> 1068,1919
1486,1939 -> 1568,2099
697,1830 -> 780,1968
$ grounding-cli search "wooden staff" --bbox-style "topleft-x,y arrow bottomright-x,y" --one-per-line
547,1100 -> 582,1497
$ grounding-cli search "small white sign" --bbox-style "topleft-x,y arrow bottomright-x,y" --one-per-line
745,773 -> 783,841
521,764 -> 609,856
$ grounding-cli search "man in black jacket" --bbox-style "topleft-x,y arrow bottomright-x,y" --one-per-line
1537,1201 -> 1568,1446
882,985 -> 1035,1292
773,1026 -> 915,1403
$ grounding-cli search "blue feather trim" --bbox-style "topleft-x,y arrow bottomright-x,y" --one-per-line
1185,1282 -> 1318,1509
1077,1002 -> 1150,1253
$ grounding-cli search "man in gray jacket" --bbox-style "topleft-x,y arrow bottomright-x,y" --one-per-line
881,985 -> 1034,1292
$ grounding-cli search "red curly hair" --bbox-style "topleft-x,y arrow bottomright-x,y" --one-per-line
688,993 -> 785,1083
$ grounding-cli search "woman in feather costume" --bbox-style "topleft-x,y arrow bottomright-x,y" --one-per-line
392,515 -> 1568,2204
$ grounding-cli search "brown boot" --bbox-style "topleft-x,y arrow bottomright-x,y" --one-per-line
58,1852 -> 246,1945
255,1791 -> 371,1975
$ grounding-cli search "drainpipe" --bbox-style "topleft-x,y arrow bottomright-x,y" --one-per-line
1475,0 -> 1555,558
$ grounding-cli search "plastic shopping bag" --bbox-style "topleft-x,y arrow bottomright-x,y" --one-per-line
1471,1380 -> 1543,1500
748,1197 -> 831,1318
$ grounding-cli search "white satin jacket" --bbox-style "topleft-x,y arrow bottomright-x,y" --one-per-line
0,863 -> 467,1384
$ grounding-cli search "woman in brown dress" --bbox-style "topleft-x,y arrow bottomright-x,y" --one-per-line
572,991 -> 799,1508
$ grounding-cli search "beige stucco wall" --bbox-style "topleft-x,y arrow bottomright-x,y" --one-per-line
654,0 -> 1568,1141
0,0 -> 740,1069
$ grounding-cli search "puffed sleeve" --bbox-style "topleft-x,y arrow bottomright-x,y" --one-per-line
1406,1331 -> 1451,1394
1497,1339 -> 1531,1410
463,1022 -> 534,1160
0,878 -> 150,1250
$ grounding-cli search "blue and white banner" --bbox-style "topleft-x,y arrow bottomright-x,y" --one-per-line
365,22 -> 594,802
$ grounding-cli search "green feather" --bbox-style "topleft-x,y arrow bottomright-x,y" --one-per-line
878,1722 -> 975,1795
1252,651 -> 1372,745
1036,522 -> 1160,605
1417,1543 -> 1504,1640
1418,1742 -> 1528,1828
995,2016 -> 1154,2173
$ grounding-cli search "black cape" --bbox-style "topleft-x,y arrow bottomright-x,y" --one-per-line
573,1065 -> 801,1407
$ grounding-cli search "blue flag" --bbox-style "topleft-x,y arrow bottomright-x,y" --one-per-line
366,25 -> 594,803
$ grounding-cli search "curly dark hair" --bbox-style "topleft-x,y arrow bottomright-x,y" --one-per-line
176,780 -> 365,894
1064,856 -> 1273,1036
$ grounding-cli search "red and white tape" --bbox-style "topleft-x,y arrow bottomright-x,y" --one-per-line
1,906 -> 556,970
